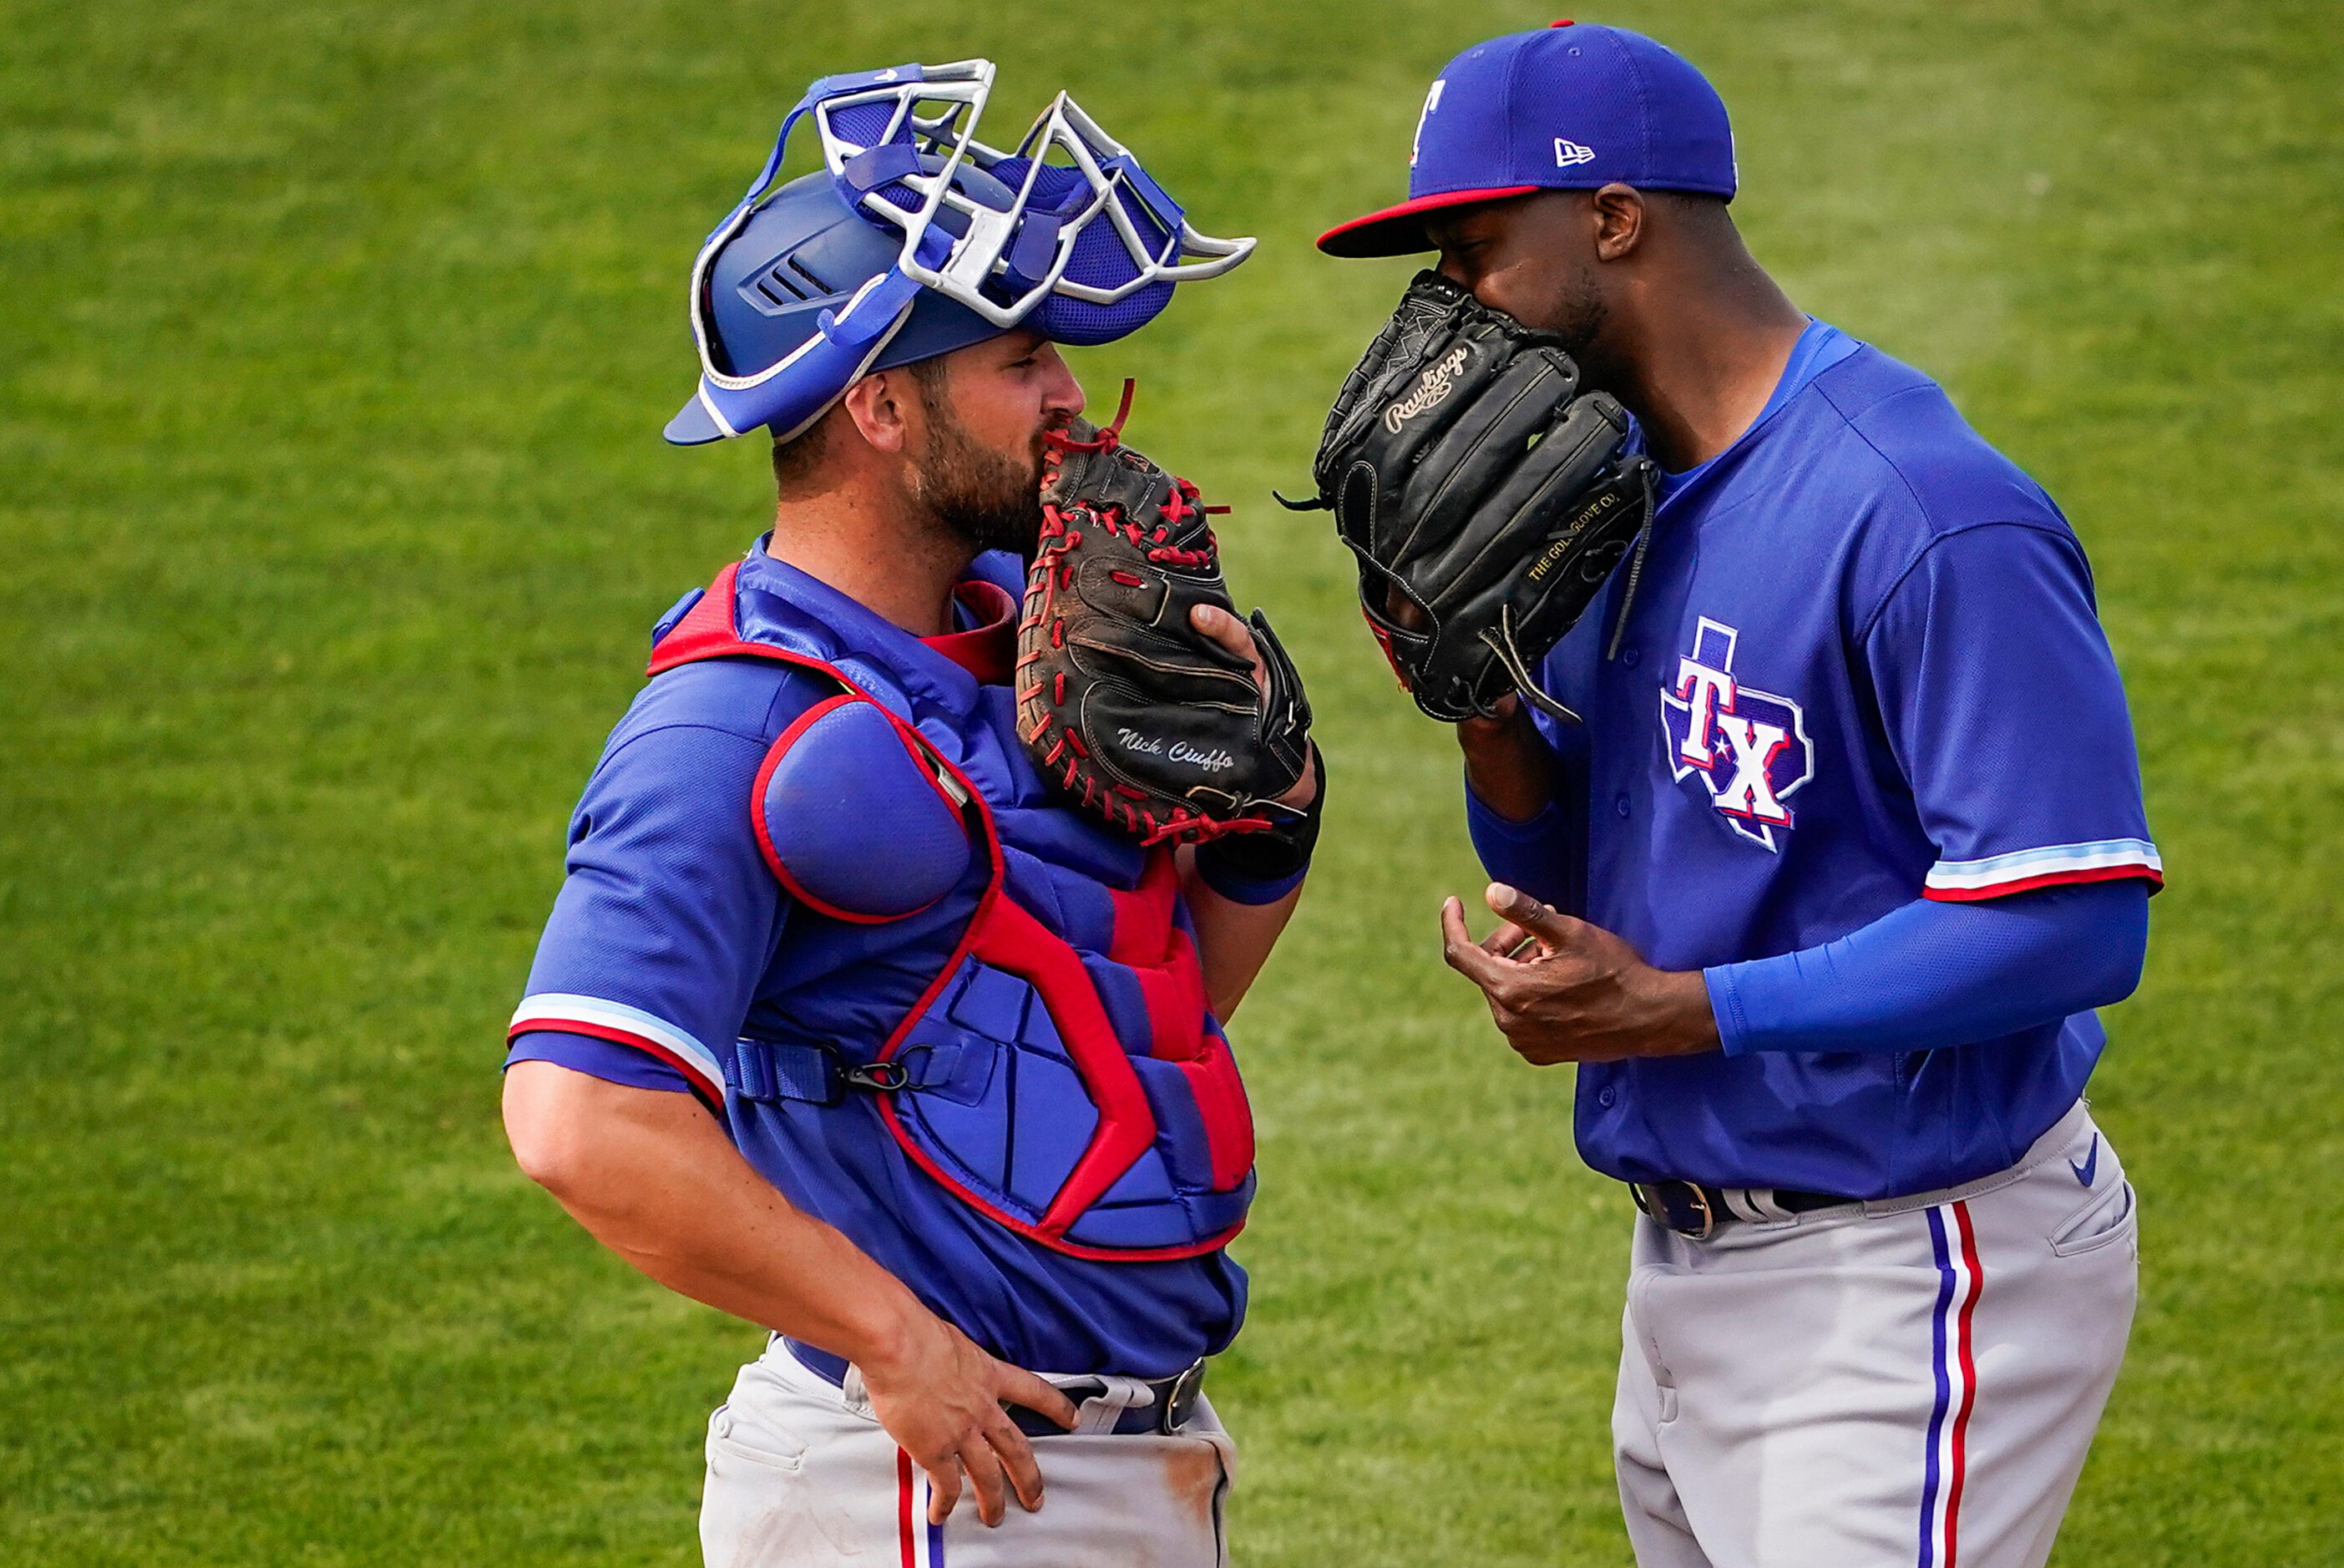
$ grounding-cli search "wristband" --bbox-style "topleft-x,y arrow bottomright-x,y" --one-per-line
1196,744 -> 1324,903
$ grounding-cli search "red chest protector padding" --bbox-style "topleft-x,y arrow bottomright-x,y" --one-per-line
652,561 -> 1254,1260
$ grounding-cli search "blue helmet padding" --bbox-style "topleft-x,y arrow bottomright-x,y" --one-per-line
666,172 -> 1013,447
709,174 -> 1011,380
985,158 -> 1177,346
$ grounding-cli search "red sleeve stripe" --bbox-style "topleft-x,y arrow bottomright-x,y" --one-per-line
509,1019 -> 726,1105
1923,838 -> 2163,901
1922,862 -> 2163,902
507,994 -> 726,1104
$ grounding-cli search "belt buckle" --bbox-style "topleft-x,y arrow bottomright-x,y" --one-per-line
1158,1358 -> 1206,1434
1633,1181 -> 1715,1241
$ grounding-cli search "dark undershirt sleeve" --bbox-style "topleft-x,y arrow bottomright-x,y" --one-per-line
1704,879 -> 2148,1056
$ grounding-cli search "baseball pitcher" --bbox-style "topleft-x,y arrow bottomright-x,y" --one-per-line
1302,23 -> 2156,1567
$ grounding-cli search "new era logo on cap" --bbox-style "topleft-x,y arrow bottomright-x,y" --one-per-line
1319,22 -> 1739,257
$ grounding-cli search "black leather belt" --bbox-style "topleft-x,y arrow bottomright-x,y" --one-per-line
1630,1179 -> 1853,1240
786,1338 -> 1202,1438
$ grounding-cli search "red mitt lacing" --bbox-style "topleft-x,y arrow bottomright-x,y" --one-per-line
1019,380 -> 1270,847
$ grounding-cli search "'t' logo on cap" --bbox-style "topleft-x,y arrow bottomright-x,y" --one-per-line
1410,79 -> 1446,168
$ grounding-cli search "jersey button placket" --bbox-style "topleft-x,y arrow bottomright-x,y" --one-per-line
1615,792 -> 1633,819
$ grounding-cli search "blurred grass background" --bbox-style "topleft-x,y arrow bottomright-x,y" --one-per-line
3,0 -> 2338,1561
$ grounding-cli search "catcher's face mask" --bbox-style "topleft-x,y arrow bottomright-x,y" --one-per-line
667,59 -> 1253,446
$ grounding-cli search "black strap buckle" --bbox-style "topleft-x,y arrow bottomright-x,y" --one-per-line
1006,1361 -> 1207,1439
732,1041 -> 922,1105
841,1060 -> 910,1093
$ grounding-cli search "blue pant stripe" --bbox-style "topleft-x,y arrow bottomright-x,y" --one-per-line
1918,1206 -> 1956,1568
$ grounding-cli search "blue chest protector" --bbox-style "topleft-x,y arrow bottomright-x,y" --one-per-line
650,557 -> 1257,1260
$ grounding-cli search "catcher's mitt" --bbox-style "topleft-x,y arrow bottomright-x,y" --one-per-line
1017,390 -> 1312,847
1286,270 -> 1657,724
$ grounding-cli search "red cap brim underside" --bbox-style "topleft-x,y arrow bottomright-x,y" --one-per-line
1315,185 -> 1542,258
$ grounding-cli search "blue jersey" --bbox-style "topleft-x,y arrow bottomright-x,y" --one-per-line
508,547 -> 1246,1376
1484,321 -> 2160,1199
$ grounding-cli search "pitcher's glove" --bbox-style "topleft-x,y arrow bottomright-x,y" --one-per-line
1017,397 -> 1314,847
1286,270 -> 1657,724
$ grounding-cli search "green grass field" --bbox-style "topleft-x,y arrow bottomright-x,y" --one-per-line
5,0 -> 2340,1561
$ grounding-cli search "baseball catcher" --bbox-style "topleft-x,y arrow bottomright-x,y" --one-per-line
503,58 -> 1318,1568
1017,387 -> 1315,848
1286,268 -> 1656,724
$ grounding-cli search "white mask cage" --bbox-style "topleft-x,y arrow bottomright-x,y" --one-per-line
671,59 -> 1253,445
809,59 -> 1254,328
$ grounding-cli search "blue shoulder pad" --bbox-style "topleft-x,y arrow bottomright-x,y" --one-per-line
754,695 -> 974,921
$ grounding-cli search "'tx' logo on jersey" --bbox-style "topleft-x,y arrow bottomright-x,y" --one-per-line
1659,618 -> 1815,852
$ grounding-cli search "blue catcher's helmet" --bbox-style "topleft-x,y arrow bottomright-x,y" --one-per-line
665,169 -> 1010,445
666,58 -> 1253,447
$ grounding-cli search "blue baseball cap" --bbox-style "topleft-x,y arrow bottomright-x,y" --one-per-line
1319,20 -> 1736,258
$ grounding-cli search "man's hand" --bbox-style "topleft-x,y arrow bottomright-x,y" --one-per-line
1439,883 -> 1721,1064
1191,603 -> 1318,809
859,1311 -> 1080,1528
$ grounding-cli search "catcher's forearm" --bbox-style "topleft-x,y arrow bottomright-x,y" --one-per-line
501,1060 -> 925,1365
1180,862 -> 1306,1020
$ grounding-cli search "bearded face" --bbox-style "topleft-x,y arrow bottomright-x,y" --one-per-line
906,396 -> 1050,557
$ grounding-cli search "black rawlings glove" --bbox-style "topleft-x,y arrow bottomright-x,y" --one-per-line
1018,397 -> 1314,847
1288,270 -> 1656,724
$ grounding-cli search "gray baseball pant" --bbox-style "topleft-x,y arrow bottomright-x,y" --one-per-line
1614,1100 -> 2139,1568
700,1339 -> 1234,1567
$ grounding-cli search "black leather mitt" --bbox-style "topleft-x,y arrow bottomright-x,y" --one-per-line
1294,270 -> 1656,723
1018,401 -> 1313,846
